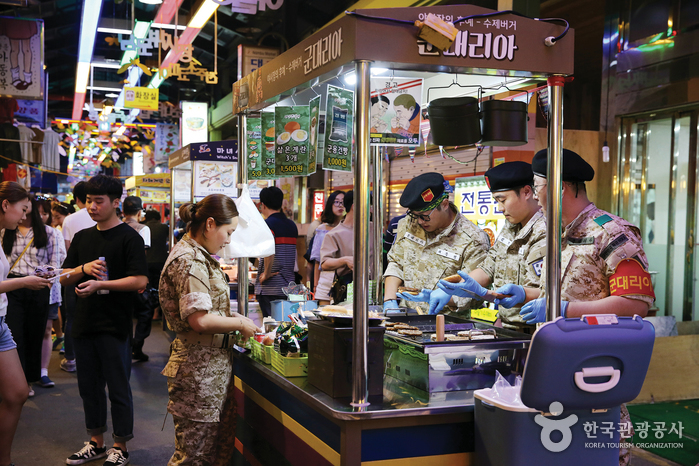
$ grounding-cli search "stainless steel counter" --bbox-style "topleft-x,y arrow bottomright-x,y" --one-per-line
234,348 -> 476,421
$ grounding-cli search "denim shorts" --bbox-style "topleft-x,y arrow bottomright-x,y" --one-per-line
0,316 -> 17,352
48,303 -> 59,320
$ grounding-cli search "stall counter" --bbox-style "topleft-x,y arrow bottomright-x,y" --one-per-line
232,349 -> 476,466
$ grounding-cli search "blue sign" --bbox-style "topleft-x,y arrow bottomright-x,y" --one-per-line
190,140 -> 238,162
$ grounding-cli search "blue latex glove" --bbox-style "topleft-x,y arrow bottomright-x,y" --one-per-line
397,288 -> 431,303
428,289 -> 452,315
383,299 -> 399,312
437,270 -> 488,298
519,298 -> 569,324
494,284 -> 526,308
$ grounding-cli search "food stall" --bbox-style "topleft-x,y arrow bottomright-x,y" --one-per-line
124,173 -> 171,219
230,5 -> 573,465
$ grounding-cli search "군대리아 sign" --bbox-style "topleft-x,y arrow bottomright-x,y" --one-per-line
124,87 -> 159,111
323,84 -> 354,172
275,105 -> 315,176
246,117 -> 263,180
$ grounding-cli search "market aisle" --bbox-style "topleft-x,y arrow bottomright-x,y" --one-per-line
12,325 -> 174,466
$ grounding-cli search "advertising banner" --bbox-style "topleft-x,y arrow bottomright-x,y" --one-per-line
455,176 -> 504,247
307,94 -> 320,175
155,123 -> 179,165
370,77 -> 423,146
246,116 -> 263,180
322,84 -> 353,172
274,105 -> 312,176
260,112 -> 277,180
124,86 -> 159,111
180,101 -> 208,147
0,17 -> 44,99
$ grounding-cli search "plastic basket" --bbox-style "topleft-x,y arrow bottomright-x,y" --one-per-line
250,339 -> 273,364
271,350 -> 308,377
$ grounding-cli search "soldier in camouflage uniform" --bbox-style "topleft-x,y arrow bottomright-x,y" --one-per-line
520,149 -> 655,466
159,195 -> 260,466
436,162 -> 546,332
384,172 -> 490,315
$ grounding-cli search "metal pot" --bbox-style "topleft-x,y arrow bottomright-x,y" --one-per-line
480,100 -> 528,146
427,96 -> 482,146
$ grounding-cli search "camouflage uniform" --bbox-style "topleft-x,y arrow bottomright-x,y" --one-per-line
540,203 -> 653,466
159,234 -> 237,466
385,204 -> 490,315
478,210 -> 547,328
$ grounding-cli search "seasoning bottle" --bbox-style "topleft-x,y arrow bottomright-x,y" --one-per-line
97,256 -> 109,295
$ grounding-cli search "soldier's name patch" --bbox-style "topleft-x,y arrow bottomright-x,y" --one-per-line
567,236 -> 595,245
531,259 -> 544,277
609,258 -> 655,299
436,249 -> 460,261
405,232 -> 426,246
498,236 -> 513,247
600,234 -> 628,260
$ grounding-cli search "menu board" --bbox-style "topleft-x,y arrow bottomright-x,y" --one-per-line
322,85 -> 354,172
307,95 -> 320,175
193,161 -> 238,199
274,105 -> 312,176
246,117 -> 263,180
370,77 -> 423,146
173,169 -> 191,203
260,112 -> 277,180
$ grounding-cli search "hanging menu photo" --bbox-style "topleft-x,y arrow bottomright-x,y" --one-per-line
260,112 -> 277,180
307,94 -> 320,175
274,105 -> 312,176
246,117 -> 262,180
322,85 -> 354,172
369,77 -> 423,146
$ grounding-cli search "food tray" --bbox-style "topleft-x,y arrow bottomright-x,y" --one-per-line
250,339 -> 273,364
316,313 -> 385,327
271,350 -> 308,377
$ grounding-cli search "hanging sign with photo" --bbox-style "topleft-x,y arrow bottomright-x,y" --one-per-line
246,117 -> 263,180
260,112 -> 277,180
274,105 -> 311,176
307,94 -> 320,175
370,77 -> 423,146
322,84 -> 354,172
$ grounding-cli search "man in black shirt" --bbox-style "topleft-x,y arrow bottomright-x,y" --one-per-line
61,175 -> 148,466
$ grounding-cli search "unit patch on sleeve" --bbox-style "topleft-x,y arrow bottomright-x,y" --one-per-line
531,258 -> 544,277
600,234 -> 628,260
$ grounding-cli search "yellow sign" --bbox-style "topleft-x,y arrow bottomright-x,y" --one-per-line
124,87 -> 159,111
131,188 -> 169,204
125,173 -> 171,190
455,177 -> 503,222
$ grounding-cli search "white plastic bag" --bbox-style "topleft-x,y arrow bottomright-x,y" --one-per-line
224,184 -> 275,258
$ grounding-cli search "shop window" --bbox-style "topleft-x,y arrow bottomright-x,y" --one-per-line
628,0 -> 671,43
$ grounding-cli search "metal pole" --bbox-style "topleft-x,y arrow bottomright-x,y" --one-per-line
372,146 -> 383,305
169,168 -> 175,252
237,114 -> 249,317
545,76 -> 565,321
351,60 -> 371,408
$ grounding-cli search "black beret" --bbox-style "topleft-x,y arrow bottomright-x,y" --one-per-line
531,148 -> 594,182
484,162 -> 533,192
400,172 -> 446,211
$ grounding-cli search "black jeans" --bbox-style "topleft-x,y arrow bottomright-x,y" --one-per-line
63,284 -> 76,360
5,283 -> 50,383
255,294 -> 286,318
132,294 -> 153,346
73,333 -> 134,443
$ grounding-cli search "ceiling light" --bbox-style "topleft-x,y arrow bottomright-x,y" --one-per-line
105,93 -> 119,98
188,0 -> 219,29
344,73 -> 356,85
152,23 -> 186,30
371,67 -> 388,75
75,62 -> 91,93
139,0 -> 163,4
73,0 -> 104,119
96,26 -> 131,35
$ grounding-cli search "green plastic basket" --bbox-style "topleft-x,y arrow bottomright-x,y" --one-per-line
271,350 -> 308,377
250,339 -> 273,364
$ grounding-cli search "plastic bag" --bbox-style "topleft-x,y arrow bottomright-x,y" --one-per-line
491,370 -> 523,405
224,184 -> 275,258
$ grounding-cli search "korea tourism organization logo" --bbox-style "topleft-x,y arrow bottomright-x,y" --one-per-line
533,401 -> 685,453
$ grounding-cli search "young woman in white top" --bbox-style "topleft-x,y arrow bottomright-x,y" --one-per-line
0,182 -> 52,466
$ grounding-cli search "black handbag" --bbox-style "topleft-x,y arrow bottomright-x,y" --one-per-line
137,286 -> 160,309
330,271 -> 353,304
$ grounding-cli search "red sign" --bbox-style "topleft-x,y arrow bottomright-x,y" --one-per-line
313,191 -> 325,220
609,258 -> 655,299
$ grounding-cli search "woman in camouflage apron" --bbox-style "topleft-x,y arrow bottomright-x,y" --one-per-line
159,194 -> 261,466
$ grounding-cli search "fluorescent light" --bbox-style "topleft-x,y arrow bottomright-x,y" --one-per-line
371,67 -> 388,75
344,73 -> 356,85
78,0 -> 104,62
96,26 -> 131,35
139,0 -> 163,4
105,93 -> 119,98
152,22 -> 186,30
75,62 -> 91,93
148,73 -> 165,89
133,20 -> 152,39
87,85 -> 124,92
91,60 -> 121,69
188,0 -> 219,29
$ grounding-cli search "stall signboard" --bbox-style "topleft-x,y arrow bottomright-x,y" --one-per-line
308,94 -> 320,174
190,140 -> 238,162
247,179 -> 273,200
312,190 -> 325,220
132,187 -> 169,204
124,86 -> 159,111
370,77 -> 423,146
246,117 -> 263,180
173,169 -> 191,203
274,105 -> 313,177
16,99 -> 45,127
194,161 -> 237,199
155,123 -> 179,165
260,112 -> 277,179
181,101 -> 208,148
455,176 -> 505,247
237,44 -> 280,81
0,18 -> 44,99
125,173 -> 171,190
322,85 -> 353,172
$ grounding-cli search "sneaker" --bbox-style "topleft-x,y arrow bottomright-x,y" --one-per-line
103,447 -> 129,466
53,336 -> 65,351
38,375 -> 55,387
60,358 -> 76,373
60,345 -> 66,354
131,350 -> 149,362
28,385 -> 34,397
66,441 -> 107,465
